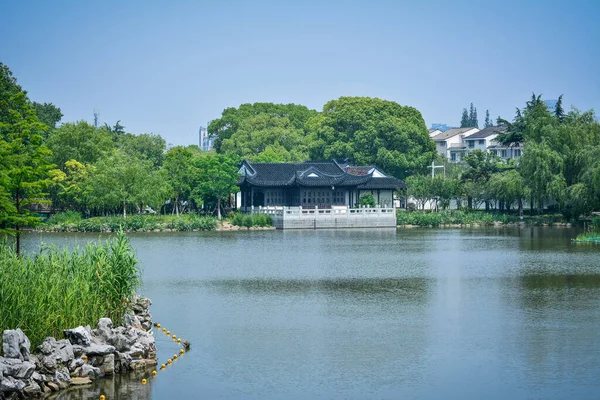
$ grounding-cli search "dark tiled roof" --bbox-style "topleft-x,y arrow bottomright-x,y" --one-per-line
358,177 -> 406,190
464,126 -> 506,139
238,160 -> 404,189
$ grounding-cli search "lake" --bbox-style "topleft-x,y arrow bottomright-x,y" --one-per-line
22,227 -> 600,399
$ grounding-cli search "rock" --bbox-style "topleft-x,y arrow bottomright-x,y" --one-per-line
0,375 -> 26,392
46,381 -> 59,392
100,354 -> 115,375
37,337 -> 56,356
55,339 -> 74,363
127,343 -> 144,358
31,371 -> 46,385
84,344 -> 116,356
2,329 -> 30,361
115,352 -> 132,372
23,381 -> 42,395
70,376 -> 92,386
69,357 -> 84,372
108,333 -> 132,352
80,363 -> 102,380
0,358 -> 36,379
129,358 -> 157,370
64,326 -> 92,346
53,366 -> 71,388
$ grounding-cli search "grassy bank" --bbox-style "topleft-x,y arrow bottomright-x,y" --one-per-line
396,210 -> 568,227
40,212 -> 218,232
574,217 -> 600,243
0,231 -> 141,347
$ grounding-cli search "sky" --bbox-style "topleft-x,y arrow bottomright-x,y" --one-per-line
1,0 -> 599,146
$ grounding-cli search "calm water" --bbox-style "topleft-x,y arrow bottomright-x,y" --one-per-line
22,228 -> 600,400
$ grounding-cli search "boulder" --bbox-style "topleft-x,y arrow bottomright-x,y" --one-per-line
2,329 -> 30,361
54,339 -> 74,364
0,358 -> 36,380
84,344 -> 116,356
0,375 -> 26,392
100,354 -> 115,375
23,380 -> 42,396
63,326 -> 92,346
79,363 -> 102,380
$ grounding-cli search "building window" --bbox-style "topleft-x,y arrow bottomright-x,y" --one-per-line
451,153 -> 456,161
501,149 -> 507,158
514,149 -> 521,158
479,140 -> 485,145
491,150 -> 497,156
468,141 -> 474,148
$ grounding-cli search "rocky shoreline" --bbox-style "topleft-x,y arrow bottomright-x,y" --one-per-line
397,222 -> 574,228
0,296 -> 157,399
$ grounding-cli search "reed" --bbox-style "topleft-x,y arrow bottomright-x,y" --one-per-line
0,231 -> 141,347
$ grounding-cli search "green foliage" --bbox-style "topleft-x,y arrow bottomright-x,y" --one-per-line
46,121 -> 114,168
308,97 -> 435,179
45,210 -> 82,226
232,213 -> 272,228
41,214 -> 218,232
208,102 -> 317,155
0,62 -> 53,253
193,152 -> 240,220
358,193 -> 376,208
117,133 -> 166,168
396,210 -> 520,227
0,231 -> 141,347
32,102 -> 62,131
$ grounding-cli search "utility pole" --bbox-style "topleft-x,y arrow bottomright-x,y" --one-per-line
428,161 -> 445,178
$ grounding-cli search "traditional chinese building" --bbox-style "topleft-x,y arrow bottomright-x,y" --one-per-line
236,160 -> 405,229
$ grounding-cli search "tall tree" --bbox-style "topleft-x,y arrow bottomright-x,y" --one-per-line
554,94 -> 564,122
208,103 -> 317,153
460,108 -> 469,128
484,109 -> 492,128
117,133 -> 166,168
46,121 -> 114,168
32,102 -> 63,130
0,63 -> 53,254
194,153 -> 240,220
307,97 -> 435,179
471,106 -> 478,128
163,146 -> 200,215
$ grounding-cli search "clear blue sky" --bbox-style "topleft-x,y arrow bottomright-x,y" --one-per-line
1,0 -> 598,145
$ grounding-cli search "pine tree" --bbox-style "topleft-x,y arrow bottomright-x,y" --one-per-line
468,103 -> 475,127
554,94 -> 564,122
472,107 -> 479,128
484,110 -> 491,128
460,108 -> 469,128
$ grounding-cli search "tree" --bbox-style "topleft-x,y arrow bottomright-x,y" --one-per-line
32,102 -> 63,130
163,146 -> 200,215
486,170 -> 527,212
406,175 -> 431,210
460,108 -> 469,128
0,63 -> 53,255
308,97 -> 435,179
461,150 -> 502,209
46,121 -> 114,168
470,104 -> 478,128
118,133 -> 166,168
84,150 -> 165,218
220,113 -> 309,162
519,142 -> 564,213
194,153 -> 240,220
48,159 -> 90,211
554,94 -> 564,122
208,103 -> 317,153
484,109 -> 492,128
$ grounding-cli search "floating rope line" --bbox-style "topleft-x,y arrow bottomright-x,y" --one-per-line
98,321 -> 191,399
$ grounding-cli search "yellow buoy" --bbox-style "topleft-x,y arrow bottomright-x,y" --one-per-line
173,354 -> 178,360
152,370 -> 157,376
179,349 -> 184,355
167,359 -> 172,365
160,363 -> 166,369
162,328 -> 166,333
177,338 -> 182,344
82,355 -> 88,363
100,396 -> 106,400
142,378 -> 147,385
172,334 -> 177,340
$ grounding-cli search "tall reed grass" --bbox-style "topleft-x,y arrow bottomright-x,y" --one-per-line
0,231 -> 141,347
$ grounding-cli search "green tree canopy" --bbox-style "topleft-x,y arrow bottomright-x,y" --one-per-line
208,102 -> 317,154
32,101 -> 63,130
308,97 -> 435,179
46,121 -> 115,168
117,132 -> 166,168
0,63 -> 53,254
